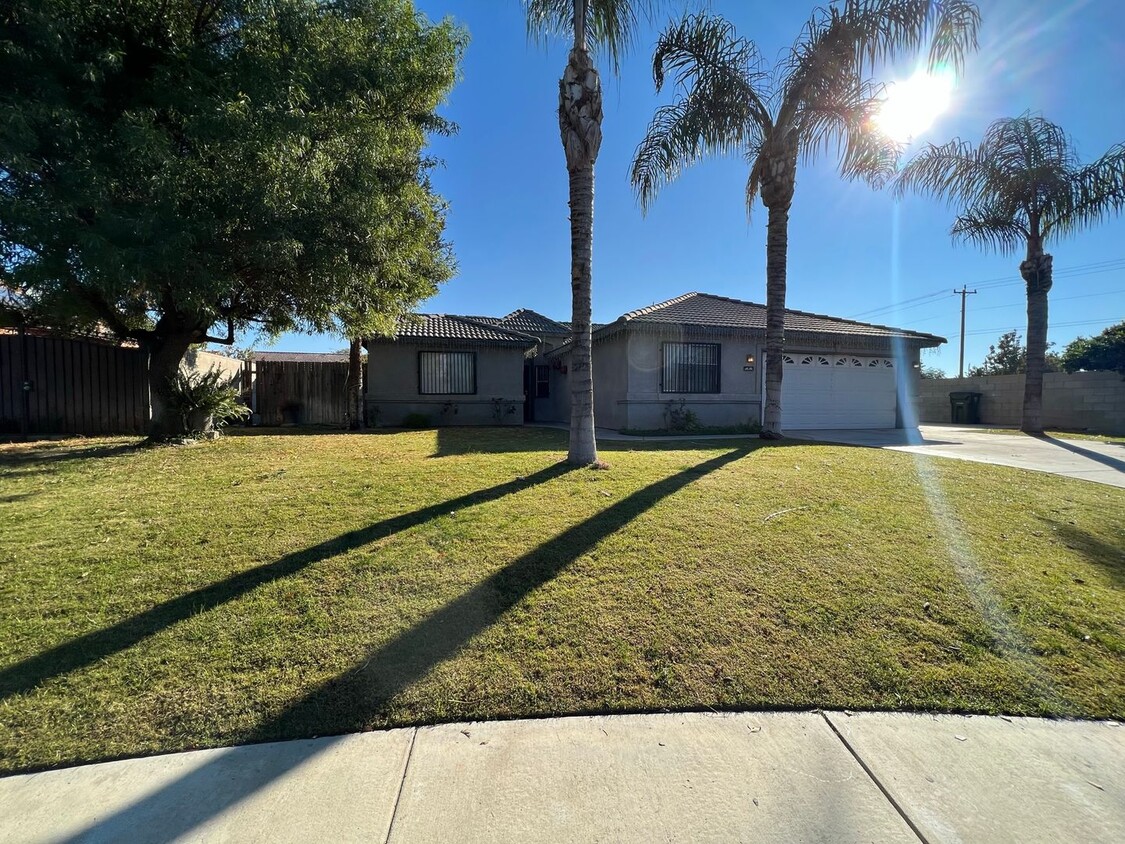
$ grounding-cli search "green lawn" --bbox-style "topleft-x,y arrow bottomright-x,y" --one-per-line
1,428 -> 1122,774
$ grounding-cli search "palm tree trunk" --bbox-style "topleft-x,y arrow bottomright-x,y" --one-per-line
346,338 -> 363,430
761,201 -> 790,439
559,42 -> 602,465
1020,249 -> 1053,434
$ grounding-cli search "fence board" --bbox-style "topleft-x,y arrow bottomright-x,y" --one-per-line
0,333 -> 148,436
251,360 -> 350,427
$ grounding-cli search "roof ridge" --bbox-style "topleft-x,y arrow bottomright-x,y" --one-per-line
499,308 -> 570,333
619,291 -> 702,321
446,313 -> 540,342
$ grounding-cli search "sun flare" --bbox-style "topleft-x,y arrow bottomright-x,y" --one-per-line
874,70 -> 956,143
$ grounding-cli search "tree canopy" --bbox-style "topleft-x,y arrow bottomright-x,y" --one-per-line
968,329 -> 1060,377
1059,322 -> 1125,376
0,0 -> 465,346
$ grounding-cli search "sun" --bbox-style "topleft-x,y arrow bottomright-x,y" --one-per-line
874,69 -> 956,143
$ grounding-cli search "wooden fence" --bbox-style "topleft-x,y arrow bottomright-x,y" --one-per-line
0,331 -> 149,436
247,359 -> 351,427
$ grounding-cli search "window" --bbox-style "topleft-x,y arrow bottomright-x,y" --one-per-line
534,365 -> 550,398
418,351 -> 475,395
662,342 -> 720,393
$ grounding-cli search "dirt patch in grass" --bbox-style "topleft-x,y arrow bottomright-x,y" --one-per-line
1,427 -> 1122,773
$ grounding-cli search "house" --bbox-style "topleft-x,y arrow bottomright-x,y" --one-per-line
365,293 -> 945,431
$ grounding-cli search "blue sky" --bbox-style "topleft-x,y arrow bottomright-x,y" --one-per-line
269,0 -> 1125,374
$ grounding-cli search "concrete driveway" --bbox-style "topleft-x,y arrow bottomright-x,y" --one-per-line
794,424 -> 1125,488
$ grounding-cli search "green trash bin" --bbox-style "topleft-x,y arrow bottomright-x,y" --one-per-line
949,391 -> 982,424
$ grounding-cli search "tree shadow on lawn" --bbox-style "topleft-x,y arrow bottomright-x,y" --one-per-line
1037,434 -> 1125,474
0,442 -> 140,473
0,462 -> 575,704
54,446 -> 753,844
1038,518 -> 1125,589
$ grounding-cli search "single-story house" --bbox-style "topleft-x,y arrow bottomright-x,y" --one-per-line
365,292 -> 945,431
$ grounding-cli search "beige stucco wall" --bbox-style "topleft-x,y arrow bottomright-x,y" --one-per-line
618,330 -> 764,430
913,371 -> 1125,434
181,348 -> 244,384
366,342 -> 526,426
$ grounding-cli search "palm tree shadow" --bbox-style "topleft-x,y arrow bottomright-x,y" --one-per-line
1037,435 -> 1125,475
57,446 -> 752,844
0,463 -> 575,703
1039,518 -> 1125,589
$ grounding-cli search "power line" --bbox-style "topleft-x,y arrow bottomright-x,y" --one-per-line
897,288 -> 1125,325
963,317 -> 1116,337
848,257 -> 1125,320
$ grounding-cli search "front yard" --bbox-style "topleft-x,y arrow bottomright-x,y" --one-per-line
1,427 -> 1122,773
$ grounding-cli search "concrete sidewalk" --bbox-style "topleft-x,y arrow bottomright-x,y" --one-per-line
2,712 -> 1121,843
795,425 -> 1125,488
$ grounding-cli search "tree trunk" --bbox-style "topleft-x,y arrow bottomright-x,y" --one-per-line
346,338 -> 364,430
1020,249 -> 1053,434
559,45 -> 602,466
145,333 -> 195,440
760,200 -> 789,438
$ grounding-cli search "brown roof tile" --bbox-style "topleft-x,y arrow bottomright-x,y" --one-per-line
497,309 -> 570,336
252,351 -> 349,363
610,292 -> 945,343
375,314 -> 538,346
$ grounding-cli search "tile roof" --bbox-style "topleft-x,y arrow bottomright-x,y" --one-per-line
251,351 -> 349,363
607,292 -> 946,344
376,314 -> 538,345
497,309 -> 571,336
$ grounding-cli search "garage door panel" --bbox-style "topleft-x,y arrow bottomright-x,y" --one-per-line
780,355 -> 897,430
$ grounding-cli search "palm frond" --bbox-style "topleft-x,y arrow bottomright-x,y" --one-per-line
744,141 -> 765,212
1049,142 -> 1125,238
779,0 -> 979,129
798,78 -> 899,186
951,206 -> 1027,254
524,0 -> 671,72
894,136 -> 1001,205
632,92 -> 762,213
632,13 -> 770,212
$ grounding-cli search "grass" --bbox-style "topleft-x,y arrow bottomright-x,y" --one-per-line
1,427 -> 1122,774
964,427 -> 1125,444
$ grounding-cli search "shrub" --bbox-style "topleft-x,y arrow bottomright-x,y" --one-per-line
402,412 -> 433,428
167,369 -> 249,435
665,399 -> 701,433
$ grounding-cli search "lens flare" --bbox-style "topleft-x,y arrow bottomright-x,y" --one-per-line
875,69 -> 956,143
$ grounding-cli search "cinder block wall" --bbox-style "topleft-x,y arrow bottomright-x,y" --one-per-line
914,371 -> 1125,434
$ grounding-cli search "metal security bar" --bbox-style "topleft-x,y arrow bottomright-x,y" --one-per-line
662,342 -> 720,393
418,351 -> 476,395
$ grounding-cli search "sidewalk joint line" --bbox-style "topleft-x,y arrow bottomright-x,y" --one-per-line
821,712 -> 931,844
384,727 -> 418,844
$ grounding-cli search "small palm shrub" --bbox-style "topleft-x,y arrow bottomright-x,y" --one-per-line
167,369 -> 250,435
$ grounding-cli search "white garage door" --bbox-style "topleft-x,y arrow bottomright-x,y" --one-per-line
779,354 -> 898,430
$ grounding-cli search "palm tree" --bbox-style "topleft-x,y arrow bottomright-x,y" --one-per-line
631,2 -> 979,438
895,114 -> 1125,432
526,0 -> 666,465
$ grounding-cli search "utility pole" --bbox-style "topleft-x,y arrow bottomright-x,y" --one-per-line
954,285 -> 978,377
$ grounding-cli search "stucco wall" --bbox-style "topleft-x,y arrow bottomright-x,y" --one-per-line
913,371 -> 1125,434
617,330 -> 764,430
182,348 -> 244,384
366,342 -> 526,426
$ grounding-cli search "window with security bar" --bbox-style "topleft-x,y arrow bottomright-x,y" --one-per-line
662,342 -> 720,393
418,351 -> 476,395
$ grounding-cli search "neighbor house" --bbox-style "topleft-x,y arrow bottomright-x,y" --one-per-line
365,292 -> 945,431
